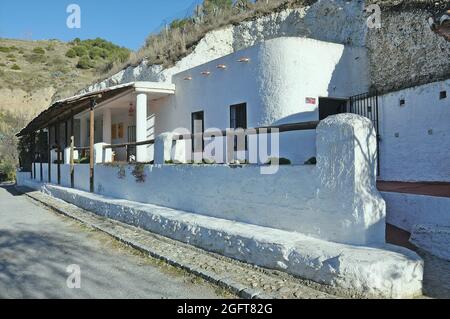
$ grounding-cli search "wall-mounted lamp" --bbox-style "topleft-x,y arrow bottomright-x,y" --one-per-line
237,57 -> 250,63
128,103 -> 135,117
183,76 -> 193,81
216,64 -> 227,70
201,71 -> 211,76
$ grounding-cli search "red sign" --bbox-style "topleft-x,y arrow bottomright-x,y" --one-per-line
305,97 -> 317,105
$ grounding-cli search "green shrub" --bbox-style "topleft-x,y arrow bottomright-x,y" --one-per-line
6,54 -> 15,59
76,56 -> 94,69
11,64 -> 21,70
65,48 -> 77,58
170,18 -> 190,30
0,46 -> 11,53
0,160 -> 16,182
0,63 -> 6,67
33,47 -> 46,54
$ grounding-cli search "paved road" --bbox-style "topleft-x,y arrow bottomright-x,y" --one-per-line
0,183 -> 227,299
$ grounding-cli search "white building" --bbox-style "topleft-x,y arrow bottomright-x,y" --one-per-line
17,36 -> 450,297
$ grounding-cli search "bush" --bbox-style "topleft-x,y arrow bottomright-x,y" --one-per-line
33,47 -> 46,54
0,160 -> 16,182
65,48 -> 77,58
6,54 -> 15,59
0,46 -> 11,53
73,46 -> 89,57
0,63 -> 6,67
11,64 -> 21,70
76,56 -> 93,69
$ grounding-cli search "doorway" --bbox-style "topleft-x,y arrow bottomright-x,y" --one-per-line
318,98 -> 347,120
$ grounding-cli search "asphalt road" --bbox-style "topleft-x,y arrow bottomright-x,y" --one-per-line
0,183 -> 227,299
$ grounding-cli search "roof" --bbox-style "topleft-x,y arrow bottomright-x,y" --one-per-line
16,82 -> 175,137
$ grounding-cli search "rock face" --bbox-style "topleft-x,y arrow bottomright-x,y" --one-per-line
82,0 -> 449,96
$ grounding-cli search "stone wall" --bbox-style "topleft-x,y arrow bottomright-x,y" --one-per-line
367,3 -> 450,93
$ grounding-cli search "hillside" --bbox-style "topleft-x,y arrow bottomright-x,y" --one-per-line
0,37 -> 129,181
0,38 -> 129,118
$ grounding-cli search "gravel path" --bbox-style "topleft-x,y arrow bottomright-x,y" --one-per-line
0,183 -> 230,299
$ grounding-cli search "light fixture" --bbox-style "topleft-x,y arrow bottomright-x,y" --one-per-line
128,103 -> 135,117
237,57 -> 250,63
216,64 -> 227,70
183,76 -> 192,81
201,71 -> 211,76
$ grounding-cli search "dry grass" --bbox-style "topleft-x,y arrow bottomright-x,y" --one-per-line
98,0 -> 316,82
94,0 -> 448,87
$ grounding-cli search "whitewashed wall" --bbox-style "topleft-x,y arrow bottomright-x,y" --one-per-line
93,114 -> 385,246
383,192 -> 450,232
24,115 -> 385,245
378,79 -> 450,182
150,37 -> 369,164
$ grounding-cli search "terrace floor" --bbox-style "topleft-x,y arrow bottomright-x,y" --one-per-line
378,181 -> 450,198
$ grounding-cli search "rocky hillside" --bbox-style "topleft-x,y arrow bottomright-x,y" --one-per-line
84,0 -> 449,95
0,38 -> 129,119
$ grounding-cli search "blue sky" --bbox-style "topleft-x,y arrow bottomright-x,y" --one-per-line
0,0 -> 202,50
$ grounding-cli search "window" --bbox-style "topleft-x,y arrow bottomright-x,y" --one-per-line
440,91 -> 447,100
230,103 -> 247,151
191,111 -> 204,152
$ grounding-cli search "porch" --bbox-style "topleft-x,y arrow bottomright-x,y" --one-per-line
17,81 -> 175,191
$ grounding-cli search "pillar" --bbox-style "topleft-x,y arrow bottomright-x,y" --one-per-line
89,104 -> 95,193
80,115 -> 87,147
136,93 -> 148,162
102,108 -> 112,145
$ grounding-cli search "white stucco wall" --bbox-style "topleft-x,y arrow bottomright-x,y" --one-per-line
378,79 -> 450,182
383,191 -> 450,233
149,37 -> 368,164
74,164 -> 90,193
93,114 -> 385,246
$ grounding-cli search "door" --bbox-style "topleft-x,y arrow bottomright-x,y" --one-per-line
191,111 -> 204,152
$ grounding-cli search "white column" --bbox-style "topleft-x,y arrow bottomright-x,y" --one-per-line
136,93 -> 148,162
102,108 -> 112,144
80,116 -> 87,147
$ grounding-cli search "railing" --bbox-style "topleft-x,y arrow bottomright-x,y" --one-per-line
103,139 -> 155,162
97,121 -> 318,164
172,121 -> 319,141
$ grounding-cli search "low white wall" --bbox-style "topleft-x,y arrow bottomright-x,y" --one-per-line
16,171 -> 31,186
378,79 -> 450,182
74,164 -> 90,192
94,114 -> 385,246
383,192 -> 450,232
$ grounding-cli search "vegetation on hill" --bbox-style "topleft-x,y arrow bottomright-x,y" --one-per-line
0,109 -> 28,181
0,37 -> 129,181
65,38 -> 130,70
0,38 -> 130,101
